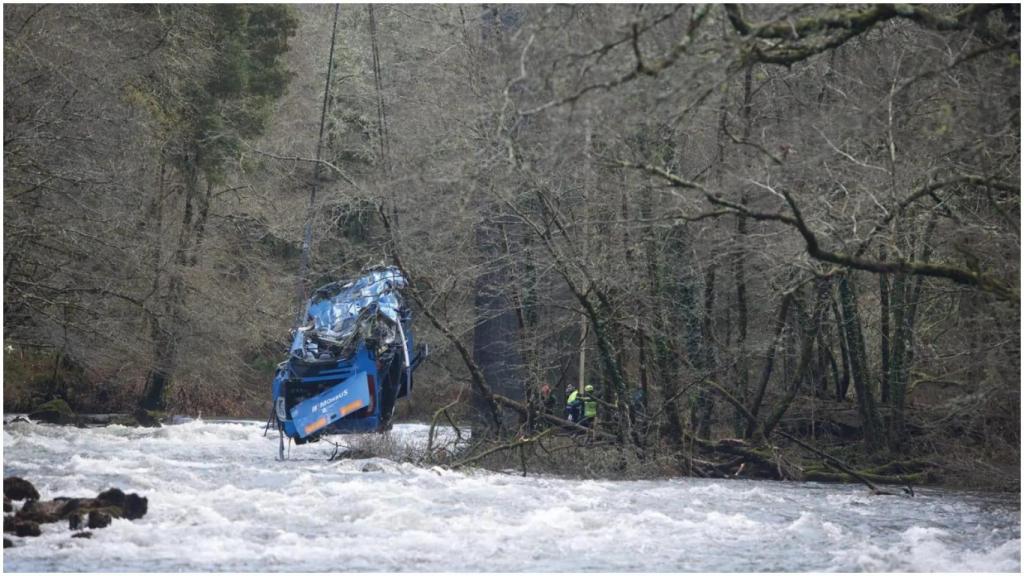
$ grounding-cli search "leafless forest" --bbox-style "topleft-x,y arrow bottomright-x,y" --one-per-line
4,4 -> 1020,488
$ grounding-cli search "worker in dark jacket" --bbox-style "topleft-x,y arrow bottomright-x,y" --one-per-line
540,384 -> 556,416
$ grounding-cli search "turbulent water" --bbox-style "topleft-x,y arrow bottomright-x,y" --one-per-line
3,418 -> 1019,572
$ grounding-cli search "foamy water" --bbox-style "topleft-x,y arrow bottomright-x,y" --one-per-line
3,418 -> 1019,571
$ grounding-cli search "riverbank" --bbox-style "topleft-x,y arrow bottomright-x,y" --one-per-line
7,340 -> 1017,495
407,425 -> 1019,494
4,411 -> 1019,494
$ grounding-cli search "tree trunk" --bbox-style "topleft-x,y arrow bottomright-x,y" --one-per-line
471,214 -> 525,438
837,273 -> 882,450
645,197 -> 684,451
745,292 -> 793,438
140,150 -> 200,411
732,65 -> 754,434
879,247 -> 891,404
695,263 -> 717,439
831,296 -> 852,401
887,271 -> 909,446
139,149 -> 214,411
888,213 -> 937,449
762,278 -> 830,436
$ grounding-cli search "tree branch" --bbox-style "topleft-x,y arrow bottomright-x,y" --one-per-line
621,162 -> 1019,301
728,4 -> 1007,66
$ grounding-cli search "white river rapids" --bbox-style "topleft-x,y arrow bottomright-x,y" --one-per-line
3,418 -> 1019,571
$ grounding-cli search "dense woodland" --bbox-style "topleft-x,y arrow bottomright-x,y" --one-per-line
4,4 -> 1020,488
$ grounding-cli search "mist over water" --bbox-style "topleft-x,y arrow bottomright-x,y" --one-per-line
3,419 -> 1019,572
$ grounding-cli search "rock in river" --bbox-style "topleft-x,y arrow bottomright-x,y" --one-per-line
4,477 -> 149,546
13,520 -> 41,537
86,511 -> 111,529
361,462 -> 385,473
16,498 -> 67,524
124,493 -> 148,520
4,477 -> 40,502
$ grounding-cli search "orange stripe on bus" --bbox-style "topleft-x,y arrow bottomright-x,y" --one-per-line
339,399 -> 364,417
304,417 -> 327,435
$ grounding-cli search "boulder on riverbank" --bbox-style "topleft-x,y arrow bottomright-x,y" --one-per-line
27,398 -> 75,425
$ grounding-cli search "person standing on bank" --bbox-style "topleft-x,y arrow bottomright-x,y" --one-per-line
540,384 -> 556,416
579,384 -> 598,427
565,386 -> 582,423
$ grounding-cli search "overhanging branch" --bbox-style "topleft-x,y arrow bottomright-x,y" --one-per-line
621,161 -> 1019,301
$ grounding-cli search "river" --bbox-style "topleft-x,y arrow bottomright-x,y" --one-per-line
3,418 -> 1019,571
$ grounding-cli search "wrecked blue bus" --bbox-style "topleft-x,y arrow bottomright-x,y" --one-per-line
272,266 -> 426,445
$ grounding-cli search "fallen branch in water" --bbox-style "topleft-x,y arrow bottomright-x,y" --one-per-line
803,467 -> 928,486
425,399 -> 462,462
776,430 -> 896,494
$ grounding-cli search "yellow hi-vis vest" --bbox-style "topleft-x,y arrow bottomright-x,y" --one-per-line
582,394 -> 597,418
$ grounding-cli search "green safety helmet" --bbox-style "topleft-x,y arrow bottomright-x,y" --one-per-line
585,384 -> 594,393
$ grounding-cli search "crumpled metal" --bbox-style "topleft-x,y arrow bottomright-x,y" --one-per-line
291,266 -> 407,359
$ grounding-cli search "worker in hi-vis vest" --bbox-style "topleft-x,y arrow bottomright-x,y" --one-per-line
565,387 -> 582,422
580,384 -> 597,427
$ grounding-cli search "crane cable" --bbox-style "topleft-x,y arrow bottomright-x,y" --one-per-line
294,3 -> 341,327
367,4 -> 390,174
275,4 -> 341,459
368,4 -> 401,241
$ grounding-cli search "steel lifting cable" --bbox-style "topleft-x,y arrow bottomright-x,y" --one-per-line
276,5 -> 341,460
294,3 -> 342,327
368,4 -> 401,238
367,4 -> 390,174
